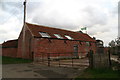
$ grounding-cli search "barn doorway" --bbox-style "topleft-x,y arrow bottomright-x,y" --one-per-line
74,45 -> 78,57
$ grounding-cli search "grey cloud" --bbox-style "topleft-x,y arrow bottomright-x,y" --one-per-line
118,1 -> 120,37
88,31 -> 96,36
32,15 -> 78,30
2,2 -> 23,15
0,2 -> 24,24
29,3 -> 79,30
27,2 -> 43,14
89,29 -> 109,36
0,30 -> 7,34
83,6 -> 108,27
27,1 -> 109,32
112,6 -> 118,15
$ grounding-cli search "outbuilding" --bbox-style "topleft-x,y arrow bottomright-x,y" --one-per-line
17,23 -> 96,61
2,23 -> 96,61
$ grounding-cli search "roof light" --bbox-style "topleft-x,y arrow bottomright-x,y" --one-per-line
54,34 -> 63,39
65,35 -> 74,40
39,32 -> 51,38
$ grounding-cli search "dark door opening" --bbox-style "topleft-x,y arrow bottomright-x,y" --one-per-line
74,45 -> 78,57
31,52 -> 34,61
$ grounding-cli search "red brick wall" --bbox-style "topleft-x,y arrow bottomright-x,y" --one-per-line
24,29 -> 34,59
2,40 -> 18,58
2,48 -> 17,57
33,38 -> 96,61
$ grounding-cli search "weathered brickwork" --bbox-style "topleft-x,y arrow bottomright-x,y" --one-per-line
2,48 -> 17,57
2,40 -> 18,57
17,26 -> 34,59
33,38 -> 96,61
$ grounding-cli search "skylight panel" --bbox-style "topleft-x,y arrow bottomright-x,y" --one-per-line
54,34 -> 63,39
65,35 -> 74,40
39,32 -> 51,38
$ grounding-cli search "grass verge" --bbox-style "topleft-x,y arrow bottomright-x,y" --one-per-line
75,68 -> 120,79
2,56 -> 32,64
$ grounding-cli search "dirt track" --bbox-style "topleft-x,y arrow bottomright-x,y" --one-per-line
2,63 -> 88,78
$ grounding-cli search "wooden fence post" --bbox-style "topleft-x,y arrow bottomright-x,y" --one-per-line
118,46 -> 120,60
88,50 -> 93,68
108,49 -> 111,67
42,53 -> 43,63
47,53 -> 50,67
58,53 -> 60,67
72,55 -> 73,67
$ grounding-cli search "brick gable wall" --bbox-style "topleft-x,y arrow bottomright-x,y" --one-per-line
17,26 -> 33,59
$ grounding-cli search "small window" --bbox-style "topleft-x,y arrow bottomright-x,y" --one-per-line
54,34 -> 63,39
64,40 -> 67,44
39,32 -> 51,38
79,41 -> 82,45
65,35 -> 74,40
90,43 -> 92,46
86,42 -> 90,46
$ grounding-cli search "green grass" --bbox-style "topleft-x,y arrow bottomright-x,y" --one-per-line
1,56 -> 33,64
75,68 -> 120,79
75,57 -> 120,79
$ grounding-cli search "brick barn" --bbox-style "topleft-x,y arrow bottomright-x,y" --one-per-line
2,23 -> 96,61
2,39 -> 18,58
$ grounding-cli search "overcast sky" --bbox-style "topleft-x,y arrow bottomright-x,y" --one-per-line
0,0 -> 119,46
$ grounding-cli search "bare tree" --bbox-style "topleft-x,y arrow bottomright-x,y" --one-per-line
109,40 -> 115,47
115,37 -> 120,46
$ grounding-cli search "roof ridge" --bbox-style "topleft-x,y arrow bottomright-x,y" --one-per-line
5,39 -> 18,42
26,22 -> 80,34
